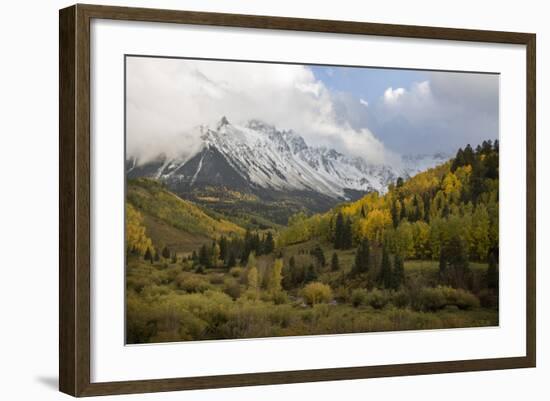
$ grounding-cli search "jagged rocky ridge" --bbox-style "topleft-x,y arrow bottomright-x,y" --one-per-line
127,117 -> 449,200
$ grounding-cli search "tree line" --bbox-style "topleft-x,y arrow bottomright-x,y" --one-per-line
278,140 -> 499,289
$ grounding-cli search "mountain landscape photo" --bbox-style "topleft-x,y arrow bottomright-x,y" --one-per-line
125,56 -> 500,343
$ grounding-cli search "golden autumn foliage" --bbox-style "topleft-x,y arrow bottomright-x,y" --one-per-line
269,259 -> 284,294
125,142 -> 500,344
302,282 -> 333,305
277,141 -> 498,264
355,209 -> 392,243
126,203 -> 153,255
127,179 -> 244,239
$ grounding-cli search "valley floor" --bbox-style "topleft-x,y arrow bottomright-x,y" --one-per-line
126,254 -> 498,344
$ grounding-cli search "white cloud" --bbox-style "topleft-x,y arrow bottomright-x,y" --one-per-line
365,74 -> 498,154
127,57 -> 499,162
383,87 -> 406,104
126,57 -> 393,165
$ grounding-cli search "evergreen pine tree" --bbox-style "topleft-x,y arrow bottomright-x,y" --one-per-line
470,156 -> 487,202
391,200 -> 399,228
487,251 -> 499,290
334,212 -> 344,249
412,195 -> 421,221
227,252 -> 237,268
463,144 -> 475,165
198,244 -> 210,267
219,236 -> 227,262
305,264 -> 318,283
352,238 -> 370,275
485,151 -> 499,179
311,244 -> 326,267
379,247 -> 393,289
342,217 -> 353,249
481,140 -> 493,155
331,252 -> 339,271
439,248 -> 447,280
243,229 -> 253,259
423,193 -> 431,222
144,247 -> 152,262
240,251 -> 249,266
161,246 -> 170,259
289,255 -> 296,269
451,148 -> 465,172
252,232 -> 261,255
444,235 -> 470,288
263,232 -> 275,254
392,253 -> 405,289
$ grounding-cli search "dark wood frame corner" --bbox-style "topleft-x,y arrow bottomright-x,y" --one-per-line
59,3 -> 536,397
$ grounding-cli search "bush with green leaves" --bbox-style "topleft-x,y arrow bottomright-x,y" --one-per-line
222,277 -> 242,299
350,288 -> 391,309
364,288 -> 390,309
209,273 -> 225,285
414,287 -> 446,311
439,286 -> 480,310
350,288 -> 369,307
410,286 -> 480,311
175,273 -> 212,293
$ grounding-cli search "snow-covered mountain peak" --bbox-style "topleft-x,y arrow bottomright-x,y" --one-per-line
216,115 -> 230,130
128,118 -> 451,200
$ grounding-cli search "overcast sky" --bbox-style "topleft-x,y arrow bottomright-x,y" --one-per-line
126,56 -> 499,165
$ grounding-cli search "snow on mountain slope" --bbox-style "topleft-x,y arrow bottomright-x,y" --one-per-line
127,117 -> 450,199
401,153 -> 450,177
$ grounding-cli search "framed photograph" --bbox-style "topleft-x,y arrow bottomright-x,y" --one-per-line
59,4 -> 536,397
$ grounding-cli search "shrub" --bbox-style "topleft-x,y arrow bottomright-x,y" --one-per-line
302,282 -> 333,305
222,278 -> 242,300
180,260 -> 194,271
229,267 -> 244,278
266,304 -> 294,327
141,284 -> 171,298
391,289 -> 410,308
126,275 -> 150,293
350,288 -> 369,307
332,286 -> 350,303
441,287 -> 480,310
175,273 -> 212,293
364,288 -> 390,309
415,287 -> 446,311
209,274 -> 225,285
271,291 -> 289,305
218,300 -> 275,339
350,288 -> 390,309
412,286 -> 480,311
243,289 -> 260,301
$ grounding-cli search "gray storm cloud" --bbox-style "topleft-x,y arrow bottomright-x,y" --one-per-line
126,57 -> 499,165
126,57 -> 392,166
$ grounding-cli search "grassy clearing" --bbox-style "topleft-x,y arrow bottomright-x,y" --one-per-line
126,255 -> 497,343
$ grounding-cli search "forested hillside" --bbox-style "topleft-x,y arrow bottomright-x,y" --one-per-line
277,140 -> 499,289
125,141 -> 499,343
126,179 -> 244,253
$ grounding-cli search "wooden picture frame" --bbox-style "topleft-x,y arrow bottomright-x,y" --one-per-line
59,3 -> 536,397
